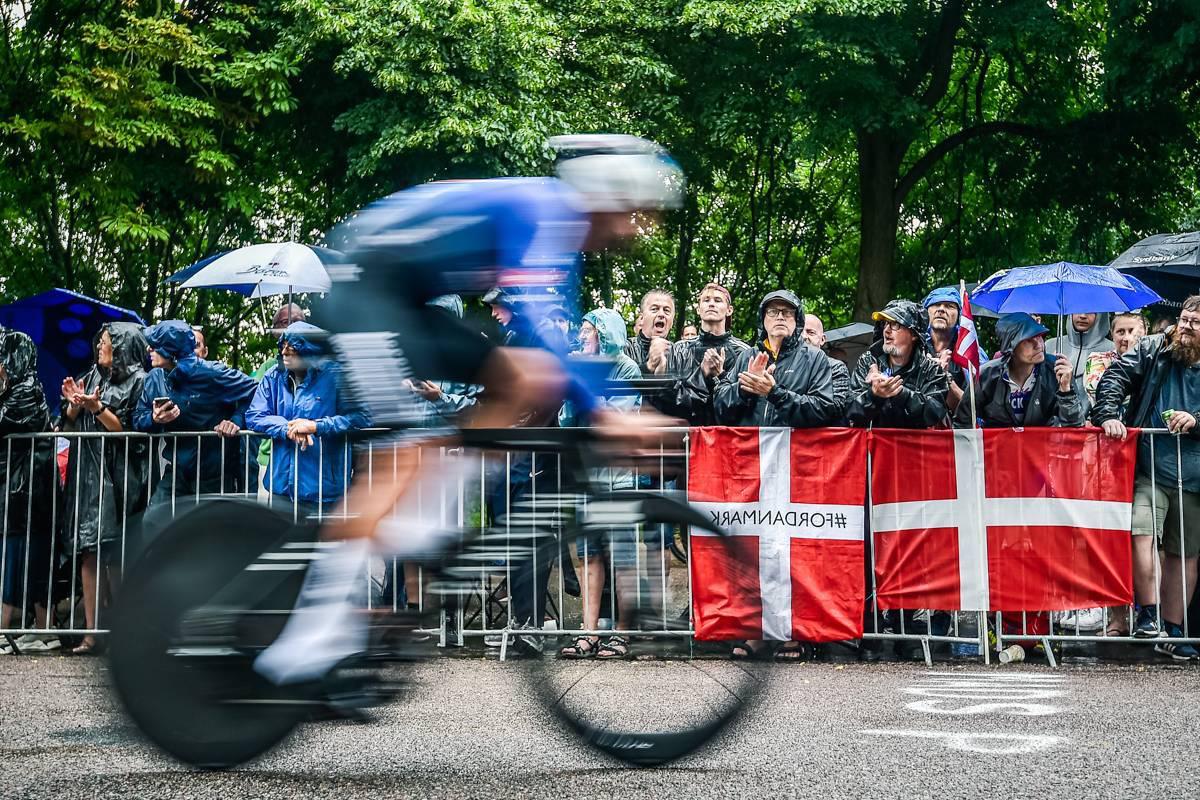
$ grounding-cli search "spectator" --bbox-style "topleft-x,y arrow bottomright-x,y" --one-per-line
681,323 -> 698,340
251,304 -> 308,499
546,305 -> 573,342
59,322 -> 149,655
134,320 -> 258,505
1047,312 -> 1113,380
246,322 -> 369,517
407,296 -> 483,427
1083,312 -> 1147,402
714,290 -> 836,429
558,308 -> 641,659
802,313 -> 852,424
192,326 -> 208,359
954,313 -> 1083,428
922,287 -> 967,413
847,299 -> 950,429
0,331 -> 57,654
483,287 -> 538,348
624,289 -> 675,379
1093,296 -> 1200,658
664,283 -> 751,426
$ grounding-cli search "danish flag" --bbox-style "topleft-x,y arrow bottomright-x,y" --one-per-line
688,427 -> 866,641
952,287 -> 981,377
870,428 -> 1137,612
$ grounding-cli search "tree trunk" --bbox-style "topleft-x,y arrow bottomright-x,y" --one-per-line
853,131 -> 904,321
672,197 -> 697,337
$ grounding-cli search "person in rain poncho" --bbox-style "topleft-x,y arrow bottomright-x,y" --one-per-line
0,331 -> 56,653
60,322 -> 150,655
134,320 -> 257,504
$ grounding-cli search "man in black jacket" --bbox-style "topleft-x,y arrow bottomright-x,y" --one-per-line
847,299 -> 949,429
714,290 -> 837,427
954,313 -> 1082,428
623,288 -> 675,377
661,282 -> 751,425
1093,296 -> 1200,657
801,313 -> 851,424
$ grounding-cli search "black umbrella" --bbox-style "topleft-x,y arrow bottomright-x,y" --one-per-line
1109,232 -> 1200,307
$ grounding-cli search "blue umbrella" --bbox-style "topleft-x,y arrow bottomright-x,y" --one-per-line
972,261 -> 1163,355
0,289 -> 146,400
971,261 -> 1162,314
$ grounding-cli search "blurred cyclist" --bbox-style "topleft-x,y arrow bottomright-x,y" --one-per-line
255,135 -> 684,685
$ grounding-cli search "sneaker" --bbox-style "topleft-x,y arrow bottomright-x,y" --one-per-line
511,622 -> 544,656
1154,624 -> 1199,661
1059,608 -> 1104,632
18,634 -> 61,653
1133,607 -> 1161,639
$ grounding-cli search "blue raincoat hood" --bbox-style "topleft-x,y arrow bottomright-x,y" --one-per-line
583,308 -> 628,356
428,294 -> 465,318
278,321 -> 325,357
143,320 -> 196,363
995,313 -> 1050,357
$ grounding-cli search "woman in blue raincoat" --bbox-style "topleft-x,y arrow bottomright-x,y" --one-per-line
246,322 -> 369,516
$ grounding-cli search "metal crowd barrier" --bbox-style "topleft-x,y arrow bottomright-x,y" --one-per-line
1,427 -> 1196,667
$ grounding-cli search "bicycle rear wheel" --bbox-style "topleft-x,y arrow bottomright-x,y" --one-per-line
109,499 -> 313,769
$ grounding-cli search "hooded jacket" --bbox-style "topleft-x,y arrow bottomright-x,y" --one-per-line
954,313 -> 1084,428
846,299 -> 949,428
246,322 -> 370,505
134,320 -> 258,495
560,308 -> 641,424
922,286 -> 969,392
0,331 -> 53,536
416,295 -> 483,425
713,290 -> 837,427
1047,313 -> 1114,379
61,322 -> 151,550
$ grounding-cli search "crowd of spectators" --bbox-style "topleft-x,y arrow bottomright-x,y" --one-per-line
2,278 -> 1199,662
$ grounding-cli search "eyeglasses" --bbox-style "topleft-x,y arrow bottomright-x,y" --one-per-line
764,308 -> 793,319
1178,316 -> 1200,330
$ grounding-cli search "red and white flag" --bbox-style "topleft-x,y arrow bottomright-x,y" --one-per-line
688,427 -> 866,641
952,287 -> 981,377
870,428 -> 1138,612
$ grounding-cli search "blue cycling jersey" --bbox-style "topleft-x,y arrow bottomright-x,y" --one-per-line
329,177 -> 605,415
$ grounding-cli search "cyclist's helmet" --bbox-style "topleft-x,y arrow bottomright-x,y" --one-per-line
549,134 -> 685,213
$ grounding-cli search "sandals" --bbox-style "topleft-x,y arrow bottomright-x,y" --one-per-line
596,635 -> 630,660
774,641 -> 809,662
730,640 -> 768,660
559,636 -> 600,659
71,638 -> 103,656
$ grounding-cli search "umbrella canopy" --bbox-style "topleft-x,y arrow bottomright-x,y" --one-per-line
1109,232 -> 1200,306
824,321 -> 874,367
971,261 -> 1162,315
0,288 -> 146,400
166,242 -> 337,297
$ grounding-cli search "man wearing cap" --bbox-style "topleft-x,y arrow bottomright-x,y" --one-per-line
251,303 -> 309,498
714,290 -> 837,427
663,282 -> 752,425
922,286 -> 967,413
955,313 -> 1082,428
847,299 -> 950,429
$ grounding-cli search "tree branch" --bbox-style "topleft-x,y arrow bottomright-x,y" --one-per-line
895,120 -> 1043,204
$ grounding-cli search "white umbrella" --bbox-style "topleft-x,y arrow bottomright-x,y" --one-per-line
167,242 -> 336,298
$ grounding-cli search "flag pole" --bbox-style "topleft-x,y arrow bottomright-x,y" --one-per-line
960,280 -> 989,663
960,280 -> 977,429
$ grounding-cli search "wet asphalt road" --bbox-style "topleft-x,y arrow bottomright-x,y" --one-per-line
3,651 -> 1199,799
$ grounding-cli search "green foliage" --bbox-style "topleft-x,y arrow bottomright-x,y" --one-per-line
3,0 -> 1200,361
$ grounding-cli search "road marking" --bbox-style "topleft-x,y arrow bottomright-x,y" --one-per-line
860,730 -> 1065,755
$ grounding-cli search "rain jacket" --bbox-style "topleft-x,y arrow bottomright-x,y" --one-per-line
134,321 -> 258,497
954,313 -> 1084,428
559,308 -> 640,488
60,322 -> 150,551
246,323 -> 370,505
827,356 -> 852,424
660,329 -> 752,425
1092,330 -> 1200,436
847,300 -> 950,428
714,290 -> 837,427
417,295 -> 483,426
1047,313 -> 1113,379
0,331 -> 53,538
922,286 -> 970,393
